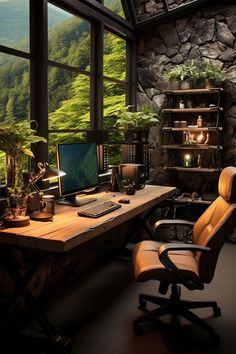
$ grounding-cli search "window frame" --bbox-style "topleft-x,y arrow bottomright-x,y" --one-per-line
29,0 -> 136,168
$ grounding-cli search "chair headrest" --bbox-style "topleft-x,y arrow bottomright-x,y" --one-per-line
218,166 -> 236,202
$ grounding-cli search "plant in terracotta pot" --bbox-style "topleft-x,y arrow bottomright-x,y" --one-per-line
0,118 -> 47,225
113,105 -> 159,143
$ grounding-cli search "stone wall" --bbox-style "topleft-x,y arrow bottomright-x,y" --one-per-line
137,2 -> 236,173
136,1 -> 236,240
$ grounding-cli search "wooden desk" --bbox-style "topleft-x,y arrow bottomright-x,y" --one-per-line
0,185 -> 175,351
0,185 -> 176,253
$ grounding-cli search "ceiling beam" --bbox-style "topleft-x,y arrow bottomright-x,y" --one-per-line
121,0 -> 137,27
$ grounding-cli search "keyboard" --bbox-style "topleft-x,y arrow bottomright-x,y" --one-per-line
77,201 -> 121,218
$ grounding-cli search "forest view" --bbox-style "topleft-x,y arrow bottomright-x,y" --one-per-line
0,0 -> 126,183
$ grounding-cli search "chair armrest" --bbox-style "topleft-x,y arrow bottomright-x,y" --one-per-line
154,219 -> 195,243
158,243 -> 210,290
154,219 -> 194,232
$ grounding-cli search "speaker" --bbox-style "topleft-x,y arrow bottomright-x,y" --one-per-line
119,163 -> 146,190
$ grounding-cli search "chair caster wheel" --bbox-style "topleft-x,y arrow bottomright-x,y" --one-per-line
210,333 -> 220,347
133,323 -> 143,336
138,298 -> 147,310
213,307 -> 221,317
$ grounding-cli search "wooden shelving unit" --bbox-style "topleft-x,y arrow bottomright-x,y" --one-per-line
162,107 -> 222,113
161,87 -> 223,205
162,144 -> 222,150
163,166 -> 221,173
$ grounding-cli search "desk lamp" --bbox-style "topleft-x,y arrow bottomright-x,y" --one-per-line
29,162 -> 65,221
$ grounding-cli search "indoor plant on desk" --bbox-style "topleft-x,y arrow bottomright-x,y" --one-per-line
0,118 -> 47,226
113,105 -> 159,143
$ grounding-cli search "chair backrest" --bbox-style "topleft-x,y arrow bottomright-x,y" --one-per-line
193,166 -> 236,283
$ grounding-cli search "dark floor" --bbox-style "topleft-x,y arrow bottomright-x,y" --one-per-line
5,242 -> 236,354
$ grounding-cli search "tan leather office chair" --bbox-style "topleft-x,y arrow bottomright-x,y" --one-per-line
132,166 -> 236,345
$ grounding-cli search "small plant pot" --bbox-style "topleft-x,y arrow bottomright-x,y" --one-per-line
168,81 -> 180,90
124,130 -> 137,143
180,80 -> 191,90
135,129 -> 149,143
3,206 -> 30,227
205,79 -> 215,89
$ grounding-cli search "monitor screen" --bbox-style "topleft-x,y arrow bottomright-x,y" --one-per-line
57,142 -> 99,207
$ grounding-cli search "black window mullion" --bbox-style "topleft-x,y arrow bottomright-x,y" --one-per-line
126,37 -> 137,108
90,21 -> 103,130
30,0 -> 49,167
121,0 -> 137,26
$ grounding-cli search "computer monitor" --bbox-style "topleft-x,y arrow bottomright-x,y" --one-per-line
57,142 -> 99,207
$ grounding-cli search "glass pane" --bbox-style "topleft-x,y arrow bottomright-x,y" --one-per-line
103,0 -> 125,18
0,151 -> 6,186
48,3 -> 91,71
48,66 -> 90,131
108,144 -> 122,166
104,31 -> 126,80
103,80 -> 126,130
0,0 -> 29,52
103,79 -> 126,168
0,53 -> 30,122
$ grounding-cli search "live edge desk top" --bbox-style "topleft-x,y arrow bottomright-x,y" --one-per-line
0,185 -> 176,253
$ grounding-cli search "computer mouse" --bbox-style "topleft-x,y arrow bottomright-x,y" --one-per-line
118,198 -> 130,204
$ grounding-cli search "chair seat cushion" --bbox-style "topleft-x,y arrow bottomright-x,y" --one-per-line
133,240 -> 200,284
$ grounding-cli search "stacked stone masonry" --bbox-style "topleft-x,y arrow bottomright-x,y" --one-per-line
136,1 -> 236,241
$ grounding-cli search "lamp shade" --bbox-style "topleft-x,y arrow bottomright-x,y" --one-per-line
42,165 -> 66,181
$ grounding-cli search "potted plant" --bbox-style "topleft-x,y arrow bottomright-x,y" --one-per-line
0,118 -> 47,225
163,60 -> 203,89
113,105 -> 159,142
197,61 -> 228,88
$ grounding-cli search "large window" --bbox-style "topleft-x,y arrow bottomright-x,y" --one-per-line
48,3 -> 130,168
0,0 -> 135,184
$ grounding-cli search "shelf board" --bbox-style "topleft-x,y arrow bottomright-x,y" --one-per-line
162,144 -> 222,150
163,88 -> 223,95
162,127 -> 223,132
162,107 -> 222,113
173,197 -> 212,205
163,166 -> 221,172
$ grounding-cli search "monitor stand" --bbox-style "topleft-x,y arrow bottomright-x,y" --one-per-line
57,194 -> 97,207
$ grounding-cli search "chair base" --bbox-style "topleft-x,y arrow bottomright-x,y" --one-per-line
133,284 -> 221,346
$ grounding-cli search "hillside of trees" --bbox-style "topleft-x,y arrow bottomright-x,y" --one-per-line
0,0 -> 70,48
